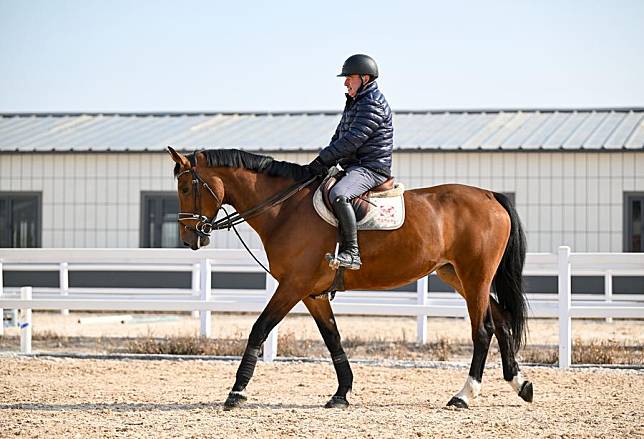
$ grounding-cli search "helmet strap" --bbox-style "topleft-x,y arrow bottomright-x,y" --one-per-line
355,75 -> 370,95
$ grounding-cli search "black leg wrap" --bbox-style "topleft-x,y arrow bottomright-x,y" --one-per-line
333,357 -> 353,397
326,358 -> 352,409
332,352 -> 348,364
232,346 -> 260,392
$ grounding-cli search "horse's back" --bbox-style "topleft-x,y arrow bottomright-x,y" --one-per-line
403,183 -> 511,256
407,183 -> 504,215
411,183 -> 495,201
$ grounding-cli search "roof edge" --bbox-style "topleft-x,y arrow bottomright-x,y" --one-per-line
1,106 -> 644,118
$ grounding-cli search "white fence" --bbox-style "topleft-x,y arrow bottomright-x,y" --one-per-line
1,247 -> 643,368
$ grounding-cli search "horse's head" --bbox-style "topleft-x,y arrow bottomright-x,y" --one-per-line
167,146 -> 225,250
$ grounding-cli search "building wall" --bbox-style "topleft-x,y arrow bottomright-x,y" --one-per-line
1,151 -> 643,252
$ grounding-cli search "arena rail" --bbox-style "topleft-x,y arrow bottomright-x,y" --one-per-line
1,247 -> 643,368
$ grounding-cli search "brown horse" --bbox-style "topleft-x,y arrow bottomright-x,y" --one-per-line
167,146 -> 534,410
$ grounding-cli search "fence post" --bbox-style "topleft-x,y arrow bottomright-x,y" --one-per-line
0,260 -> 4,336
558,246 -> 572,369
191,263 -> 200,319
604,270 -> 613,323
19,286 -> 32,354
60,262 -> 69,316
416,276 -> 428,345
263,275 -> 279,362
199,258 -> 212,337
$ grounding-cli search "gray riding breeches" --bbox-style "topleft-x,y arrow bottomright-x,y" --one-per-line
329,166 -> 389,201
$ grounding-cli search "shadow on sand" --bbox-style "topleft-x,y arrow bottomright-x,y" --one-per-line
0,401 -> 330,412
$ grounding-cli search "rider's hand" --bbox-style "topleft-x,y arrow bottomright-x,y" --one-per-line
307,156 -> 330,177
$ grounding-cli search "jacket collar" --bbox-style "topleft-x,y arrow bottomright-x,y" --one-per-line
344,80 -> 378,106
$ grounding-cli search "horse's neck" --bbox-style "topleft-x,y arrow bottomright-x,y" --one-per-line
219,168 -> 294,234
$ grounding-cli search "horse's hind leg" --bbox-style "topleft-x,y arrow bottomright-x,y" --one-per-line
437,265 -> 533,404
437,265 -> 495,408
449,298 -> 495,408
490,298 -> 533,402
223,284 -> 301,410
303,296 -> 353,408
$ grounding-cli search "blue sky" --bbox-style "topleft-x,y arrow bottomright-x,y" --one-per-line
1,0 -> 643,112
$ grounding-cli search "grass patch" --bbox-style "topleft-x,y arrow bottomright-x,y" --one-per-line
33,330 -> 70,342
572,338 -> 642,365
121,334 -> 642,365
119,331 -> 463,361
343,335 -> 457,361
123,336 -> 247,356
519,338 -> 643,365
519,347 -> 558,365
2,328 -> 641,366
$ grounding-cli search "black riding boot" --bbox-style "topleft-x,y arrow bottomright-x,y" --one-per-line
325,196 -> 362,270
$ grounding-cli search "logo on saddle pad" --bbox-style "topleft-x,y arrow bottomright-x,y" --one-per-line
313,176 -> 405,231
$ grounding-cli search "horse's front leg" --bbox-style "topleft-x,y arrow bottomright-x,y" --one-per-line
223,284 -> 300,410
302,296 -> 353,408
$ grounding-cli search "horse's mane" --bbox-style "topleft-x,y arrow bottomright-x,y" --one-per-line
173,149 -> 313,181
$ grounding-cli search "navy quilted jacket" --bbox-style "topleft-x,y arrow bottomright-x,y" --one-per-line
318,81 -> 393,176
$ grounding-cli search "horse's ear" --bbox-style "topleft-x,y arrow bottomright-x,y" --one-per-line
167,146 -> 190,167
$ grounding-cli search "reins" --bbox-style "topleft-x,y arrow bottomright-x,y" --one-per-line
177,166 -> 318,275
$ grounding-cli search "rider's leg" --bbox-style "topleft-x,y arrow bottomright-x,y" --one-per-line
326,167 -> 388,270
328,195 -> 362,269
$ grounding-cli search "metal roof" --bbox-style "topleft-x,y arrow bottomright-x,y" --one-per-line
1,108 -> 643,152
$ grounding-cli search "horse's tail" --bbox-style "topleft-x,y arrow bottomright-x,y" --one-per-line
492,192 -> 528,353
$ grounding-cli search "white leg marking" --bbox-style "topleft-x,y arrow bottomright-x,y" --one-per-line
229,390 -> 246,396
510,372 -> 525,393
455,376 -> 481,405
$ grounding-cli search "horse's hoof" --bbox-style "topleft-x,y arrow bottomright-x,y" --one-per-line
519,381 -> 533,403
324,395 -> 349,409
223,392 -> 247,410
447,396 -> 469,409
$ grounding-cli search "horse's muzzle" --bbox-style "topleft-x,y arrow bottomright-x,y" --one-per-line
183,230 -> 210,250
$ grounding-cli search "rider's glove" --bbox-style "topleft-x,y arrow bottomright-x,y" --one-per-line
307,156 -> 330,178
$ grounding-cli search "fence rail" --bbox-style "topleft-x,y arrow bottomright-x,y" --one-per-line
1,247 -> 643,368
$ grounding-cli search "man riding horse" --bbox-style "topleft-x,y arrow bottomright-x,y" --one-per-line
168,53 -> 533,410
308,54 -> 393,271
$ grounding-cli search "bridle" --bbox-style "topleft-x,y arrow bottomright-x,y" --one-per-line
176,165 -> 318,272
176,167 -> 222,241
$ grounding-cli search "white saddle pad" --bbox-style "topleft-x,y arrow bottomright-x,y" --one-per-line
313,183 -> 406,230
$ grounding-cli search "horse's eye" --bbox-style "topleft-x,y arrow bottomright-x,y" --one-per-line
181,187 -> 190,195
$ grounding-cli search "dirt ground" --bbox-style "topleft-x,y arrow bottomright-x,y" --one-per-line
1,356 -> 642,438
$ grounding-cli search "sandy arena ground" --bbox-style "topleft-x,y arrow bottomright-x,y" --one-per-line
1,356 -> 643,438
1,313 -> 643,437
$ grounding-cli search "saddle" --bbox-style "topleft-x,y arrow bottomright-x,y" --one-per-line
313,173 -> 406,231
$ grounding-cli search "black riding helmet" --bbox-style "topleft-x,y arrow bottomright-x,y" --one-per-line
337,54 -> 378,80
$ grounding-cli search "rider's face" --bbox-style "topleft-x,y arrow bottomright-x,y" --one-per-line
344,74 -> 367,97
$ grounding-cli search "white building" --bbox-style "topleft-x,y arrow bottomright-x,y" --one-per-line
1,108 -> 643,254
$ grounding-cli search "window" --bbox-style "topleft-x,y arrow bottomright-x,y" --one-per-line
624,192 -> 644,252
140,192 -> 182,248
0,192 -> 42,248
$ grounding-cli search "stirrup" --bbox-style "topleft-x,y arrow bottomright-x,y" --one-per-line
325,252 -> 361,270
